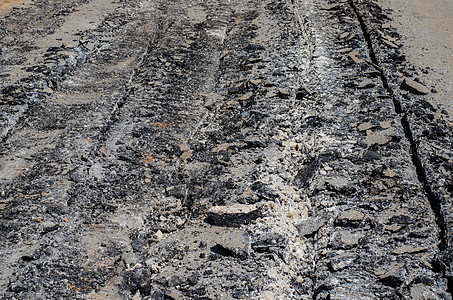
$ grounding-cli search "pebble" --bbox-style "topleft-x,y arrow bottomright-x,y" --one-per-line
132,291 -> 141,300
340,32 -> 350,39
20,244 -> 41,261
277,88 -> 290,99
154,230 -> 164,240
294,158 -> 319,188
349,50 -> 365,64
239,92 -> 254,101
323,3 -> 341,10
252,233 -> 288,252
41,221 -> 57,232
337,47 -> 352,53
145,258 -> 160,273
188,273 -> 200,286
265,90 -> 277,98
168,275 -> 183,287
264,81 -> 277,87
380,120 -> 392,129
382,39 -> 399,49
362,149 -> 380,161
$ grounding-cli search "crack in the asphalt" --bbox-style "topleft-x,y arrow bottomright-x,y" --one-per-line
348,0 -> 451,290
348,0 -> 401,113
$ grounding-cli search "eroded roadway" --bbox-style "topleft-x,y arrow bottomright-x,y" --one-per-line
0,0 -> 452,299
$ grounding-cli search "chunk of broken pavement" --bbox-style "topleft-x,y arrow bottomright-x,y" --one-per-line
297,217 -> 327,237
357,78 -> 375,89
330,230 -> 364,249
401,78 -> 429,95
375,263 -> 406,287
364,127 -> 396,146
205,204 -> 261,227
335,210 -> 365,227
212,229 -> 250,258
357,122 -> 373,131
329,253 -> 357,271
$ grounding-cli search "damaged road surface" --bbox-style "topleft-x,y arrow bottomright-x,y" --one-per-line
0,0 -> 452,298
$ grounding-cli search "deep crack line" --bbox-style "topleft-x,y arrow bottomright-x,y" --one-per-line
349,0 -> 453,294
348,0 -> 450,275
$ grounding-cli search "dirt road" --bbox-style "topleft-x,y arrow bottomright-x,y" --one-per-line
0,0 -> 451,298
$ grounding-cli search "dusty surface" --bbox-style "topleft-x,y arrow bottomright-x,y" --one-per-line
0,0 -> 451,299
0,0 -> 29,14
378,0 -> 453,120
